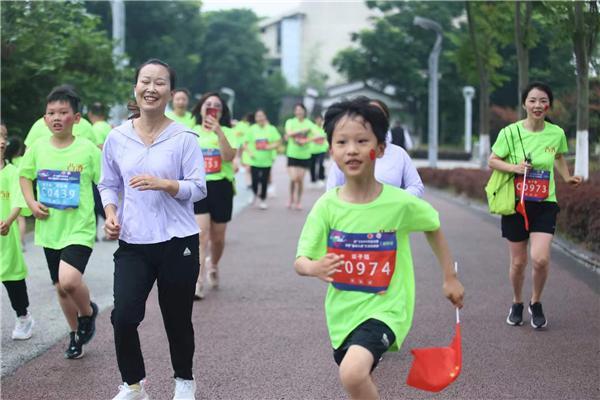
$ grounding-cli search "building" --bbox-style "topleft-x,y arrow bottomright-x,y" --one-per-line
260,1 -> 379,88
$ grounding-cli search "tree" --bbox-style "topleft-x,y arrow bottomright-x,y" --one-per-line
514,1 -> 533,118
1,1 -> 131,138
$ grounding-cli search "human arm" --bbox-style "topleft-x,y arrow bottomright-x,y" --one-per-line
0,207 -> 21,235
19,177 -> 49,220
424,229 -> 464,309
294,254 -> 344,283
398,147 -> 424,198
488,152 -> 530,175
205,116 -> 236,162
554,153 -> 582,186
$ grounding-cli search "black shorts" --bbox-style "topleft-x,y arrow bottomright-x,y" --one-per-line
287,157 -> 310,168
193,178 -> 234,223
333,319 -> 396,371
501,201 -> 560,242
43,245 -> 93,284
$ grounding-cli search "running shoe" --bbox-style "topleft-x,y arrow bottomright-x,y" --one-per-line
194,281 -> 204,300
506,303 -> 524,326
259,202 -> 268,210
65,331 -> 84,359
173,377 -> 196,400
528,302 -> 548,329
112,380 -> 149,400
12,313 -> 34,340
206,258 -> 219,289
77,301 -> 98,344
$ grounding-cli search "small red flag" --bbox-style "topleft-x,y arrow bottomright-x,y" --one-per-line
407,262 -> 462,392
516,168 -> 529,231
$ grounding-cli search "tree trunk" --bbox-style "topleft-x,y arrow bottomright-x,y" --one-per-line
466,2 -> 490,168
515,0 -> 532,119
573,1 -> 591,180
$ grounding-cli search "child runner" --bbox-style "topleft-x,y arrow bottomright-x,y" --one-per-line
244,109 -> 281,209
489,82 -> 582,329
88,102 -> 113,149
99,59 -> 205,400
19,85 -> 100,359
295,98 -> 464,400
285,103 -> 315,210
309,114 -> 328,189
166,88 -> 196,128
1,134 -> 35,340
191,92 -> 238,299
234,113 -> 254,189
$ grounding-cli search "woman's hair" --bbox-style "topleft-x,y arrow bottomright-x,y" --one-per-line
6,135 -> 24,162
521,81 -> 553,107
128,58 -> 176,119
191,92 -> 232,128
294,103 -> 307,115
323,97 -> 389,145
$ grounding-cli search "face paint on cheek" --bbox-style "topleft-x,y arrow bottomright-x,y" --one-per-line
544,105 -> 549,112
370,149 -> 376,161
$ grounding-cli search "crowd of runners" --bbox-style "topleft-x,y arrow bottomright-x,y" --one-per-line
0,57 -> 583,400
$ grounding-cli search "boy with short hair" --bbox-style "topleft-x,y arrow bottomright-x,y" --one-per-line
295,98 -> 464,400
87,102 -> 112,149
20,85 -> 101,359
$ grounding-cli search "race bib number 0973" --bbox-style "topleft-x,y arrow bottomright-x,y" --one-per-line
514,169 -> 550,202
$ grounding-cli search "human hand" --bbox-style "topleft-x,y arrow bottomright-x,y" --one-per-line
103,213 -> 121,240
31,201 -> 49,220
129,175 -> 166,191
567,175 -> 583,187
0,220 -> 9,236
443,276 -> 464,309
513,160 -> 531,175
311,253 -> 344,283
203,115 -> 221,132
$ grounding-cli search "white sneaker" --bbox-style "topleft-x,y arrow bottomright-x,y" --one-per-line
173,377 -> 196,400
259,202 -> 268,210
112,381 -> 149,400
194,281 -> 204,300
12,313 -> 34,340
267,185 -> 276,198
247,195 -> 256,205
317,180 -> 326,188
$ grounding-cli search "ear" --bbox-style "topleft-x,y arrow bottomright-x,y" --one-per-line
376,141 -> 386,158
73,113 -> 81,124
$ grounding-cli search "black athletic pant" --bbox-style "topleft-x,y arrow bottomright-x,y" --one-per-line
111,234 -> 200,385
3,280 -> 29,317
310,152 -> 326,182
251,166 -> 271,200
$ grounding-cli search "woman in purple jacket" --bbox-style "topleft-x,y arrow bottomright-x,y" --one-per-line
99,59 -> 206,400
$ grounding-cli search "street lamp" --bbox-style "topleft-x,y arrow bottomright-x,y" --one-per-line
220,87 -> 235,117
462,86 -> 475,155
414,16 -> 442,168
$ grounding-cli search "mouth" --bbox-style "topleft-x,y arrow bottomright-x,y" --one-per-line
52,123 -> 63,130
143,95 -> 159,104
345,159 -> 362,170
532,110 -> 544,117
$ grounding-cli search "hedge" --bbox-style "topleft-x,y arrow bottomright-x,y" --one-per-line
418,167 -> 600,253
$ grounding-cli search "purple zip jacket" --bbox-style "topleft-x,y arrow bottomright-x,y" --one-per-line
98,120 -> 206,244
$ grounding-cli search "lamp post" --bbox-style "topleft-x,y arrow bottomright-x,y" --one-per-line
414,16 -> 442,168
220,87 -> 235,117
462,86 -> 475,155
109,0 -> 127,125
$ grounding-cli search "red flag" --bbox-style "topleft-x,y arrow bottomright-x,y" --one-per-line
516,168 -> 529,231
407,262 -> 462,392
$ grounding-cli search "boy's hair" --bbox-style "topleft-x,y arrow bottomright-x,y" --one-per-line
88,102 -> 107,117
173,88 -> 191,98
46,85 -> 80,113
191,91 -> 232,128
323,97 -> 389,145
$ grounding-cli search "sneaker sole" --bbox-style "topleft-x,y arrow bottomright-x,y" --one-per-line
528,306 -> 548,329
506,308 -> 523,326
65,349 -> 85,359
12,319 -> 35,340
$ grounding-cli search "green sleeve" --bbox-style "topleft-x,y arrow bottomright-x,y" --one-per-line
296,199 -> 329,260
224,127 -> 239,149
10,169 -> 28,210
404,196 -> 441,233
270,126 -> 281,142
92,145 -> 102,184
491,128 -> 510,159
558,131 -> 568,154
24,118 -> 46,147
18,145 -> 37,181
285,119 -> 292,134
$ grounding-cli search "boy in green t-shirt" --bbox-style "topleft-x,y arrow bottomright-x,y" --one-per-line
19,86 -> 100,359
1,133 -> 35,340
295,98 -> 464,400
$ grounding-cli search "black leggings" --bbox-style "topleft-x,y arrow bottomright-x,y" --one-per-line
3,280 -> 29,317
111,234 -> 200,384
251,166 -> 271,200
310,152 -> 326,182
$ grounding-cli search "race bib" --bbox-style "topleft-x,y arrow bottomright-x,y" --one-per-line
294,132 -> 308,145
202,148 -> 222,174
314,136 -> 325,145
327,230 -> 397,294
256,138 -> 269,150
37,169 -> 81,209
514,169 -> 550,202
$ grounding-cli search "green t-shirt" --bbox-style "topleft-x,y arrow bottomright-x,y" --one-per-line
24,117 -> 97,147
491,120 -> 568,203
310,125 -> 329,154
19,136 -> 101,249
233,121 -> 253,165
0,163 -> 28,281
296,184 -> 440,351
165,110 -> 196,129
285,118 -> 314,160
92,120 -> 112,145
192,125 -> 238,182
245,123 -> 281,168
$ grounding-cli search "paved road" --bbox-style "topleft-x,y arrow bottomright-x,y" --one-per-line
2,157 -> 599,399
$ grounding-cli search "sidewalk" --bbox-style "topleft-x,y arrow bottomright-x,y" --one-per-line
2,156 -> 599,399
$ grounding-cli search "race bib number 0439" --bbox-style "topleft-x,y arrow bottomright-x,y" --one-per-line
327,230 -> 397,294
37,169 -> 81,209
202,148 -> 222,174
514,169 -> 550,202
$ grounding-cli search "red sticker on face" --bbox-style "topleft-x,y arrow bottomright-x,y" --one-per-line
370,149 -> 376,161
544,105 -> 549,111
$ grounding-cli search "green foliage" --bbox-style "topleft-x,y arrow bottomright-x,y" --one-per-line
1,1 -> 131,138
